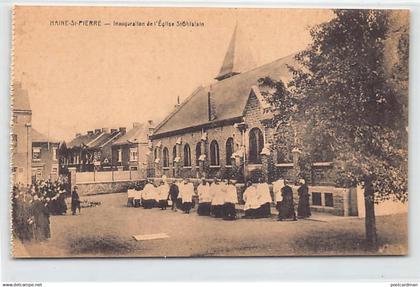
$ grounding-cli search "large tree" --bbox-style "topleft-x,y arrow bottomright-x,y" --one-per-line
270,9 -> 408,249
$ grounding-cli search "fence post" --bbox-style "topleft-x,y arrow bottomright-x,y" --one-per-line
112,169 -> 114,182
130,169 -> 132,180
93,169 -> 96,182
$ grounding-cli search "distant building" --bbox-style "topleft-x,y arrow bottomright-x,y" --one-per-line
31,129 -> 60,181
66,128 -> 126,172
11,82 -> 32,186
111,122 -> 153,178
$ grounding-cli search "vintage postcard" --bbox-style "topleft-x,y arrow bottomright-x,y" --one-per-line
10,6 -> 409,257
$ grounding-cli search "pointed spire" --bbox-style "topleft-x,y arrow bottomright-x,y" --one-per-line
215,23 -> 256,81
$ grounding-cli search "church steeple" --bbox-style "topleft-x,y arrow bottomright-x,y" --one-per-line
215,24 -> 256,81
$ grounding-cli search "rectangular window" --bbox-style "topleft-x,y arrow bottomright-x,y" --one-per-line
52,147 -> 57,161
52,167 -> 58,174
32,147 -> 41,160
312,192 -> 322,206
324,193 -> 334,207
129,148 -> 138,161
12,134 -> 17,148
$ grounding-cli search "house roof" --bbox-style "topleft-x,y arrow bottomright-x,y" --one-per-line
67,132 -> 101,149
32,128 -> 59,143
112,124 -> 149,146
12,82 -> 31,111
93,131 -> 122,148
68,130 -> 124,149
152,53 -> 297,138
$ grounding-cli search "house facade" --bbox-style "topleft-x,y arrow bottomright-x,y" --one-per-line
111,122 -> 152,178
31,129 -> 60,181
11,82 -> 32,186
66,127 -> 126,172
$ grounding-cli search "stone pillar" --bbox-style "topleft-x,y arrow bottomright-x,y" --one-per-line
154,144 -> 162,178
261,144 -> 274,183
292,148 -> 302,182
173,161 -> 179,178
202,138 -> 210,177
68,167 -> 77,191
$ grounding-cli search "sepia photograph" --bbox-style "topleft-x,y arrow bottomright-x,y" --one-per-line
10,6 -> 409,258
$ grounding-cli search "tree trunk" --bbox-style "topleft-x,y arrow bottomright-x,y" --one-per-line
364,180 -> 378,250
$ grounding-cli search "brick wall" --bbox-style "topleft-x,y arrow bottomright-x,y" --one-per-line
75,181 -> 132,196
152,125 -> 240,179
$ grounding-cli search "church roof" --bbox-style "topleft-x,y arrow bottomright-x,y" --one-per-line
12,82 -> 31,111
113,123 -> 149,146
152,53 -> 297,138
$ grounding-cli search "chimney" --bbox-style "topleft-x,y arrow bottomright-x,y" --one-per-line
147,120 -> 155,136
133,122 -> 141,128
95,128 -> 101,134
75,133 -> 81,137
119,127 -> 126,135
174,96 -> 181,109
87,130 -> 94,136
102,128 -> 109,133
111,128 -> 117,133
208,86 -> 217,121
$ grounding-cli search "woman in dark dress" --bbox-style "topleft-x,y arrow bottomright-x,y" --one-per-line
71,186 -> 81,215
297,179 -> 311,219
31,195 -> 51,241
278,181 -> 297,221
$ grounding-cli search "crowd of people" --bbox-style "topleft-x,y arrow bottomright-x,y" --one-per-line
12,178 -> 69,242
126,175 -> 312,221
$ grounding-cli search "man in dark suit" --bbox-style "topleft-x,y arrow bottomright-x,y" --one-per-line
168,180 -> 180,211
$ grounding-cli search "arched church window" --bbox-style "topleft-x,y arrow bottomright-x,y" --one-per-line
210,140 -> 220,166
162,147 -> 169,168
184,144 -> 191,167
226,138 -> 234,166
172,145 -> 177,163
195,142 -> 201,166
249,128 -> 264,164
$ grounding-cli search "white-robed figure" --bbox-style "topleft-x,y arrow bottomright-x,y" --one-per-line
197,178 -> 212,216
133,185 -> 142,208
243,181 -> 259,218
127,186 -> 136,207
158,176 -> 170,210
180,178 -> 194,214
175,179 -> 184,211
211,178 -> 225,218
142,180 -> 157,209
222,179 -> 238,220
127,186 -> 135,207
256,178 -> 272,218
273,178 -> 285,214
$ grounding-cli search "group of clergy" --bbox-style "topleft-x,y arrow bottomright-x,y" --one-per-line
126,176 -> 239,220
126,176 -> 312,221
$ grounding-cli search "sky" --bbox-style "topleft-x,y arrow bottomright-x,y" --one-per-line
13,6 -> 334,142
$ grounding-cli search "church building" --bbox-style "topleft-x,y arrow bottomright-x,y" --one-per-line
149,26 -> 316,183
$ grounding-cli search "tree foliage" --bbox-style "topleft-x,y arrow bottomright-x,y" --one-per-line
285,9 -> 408,202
